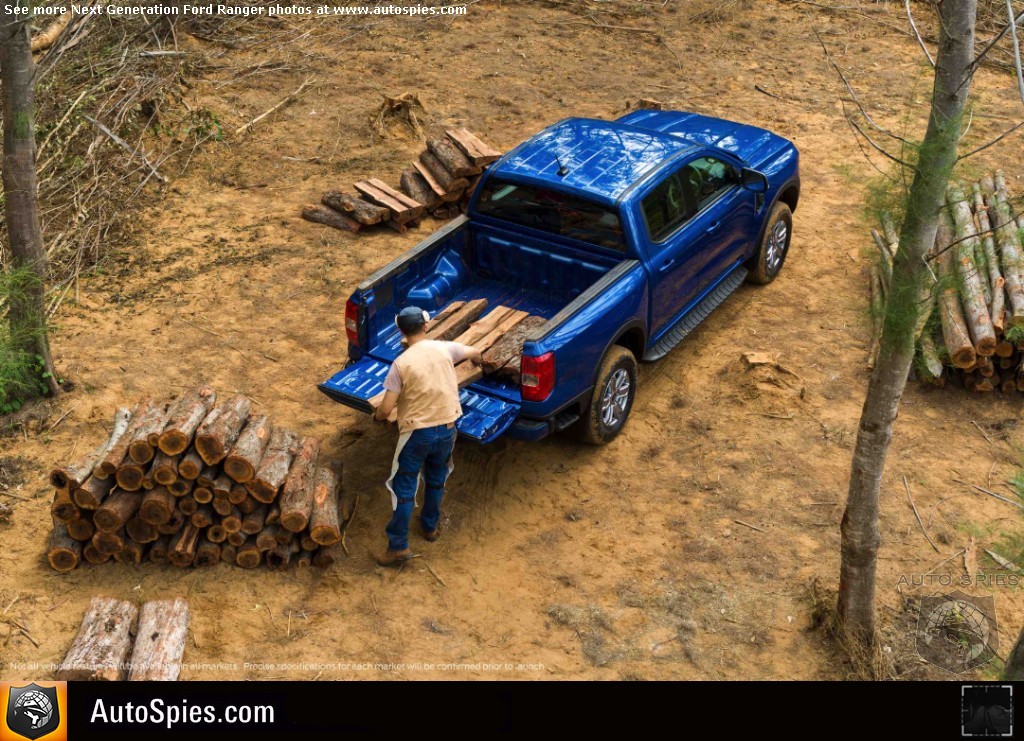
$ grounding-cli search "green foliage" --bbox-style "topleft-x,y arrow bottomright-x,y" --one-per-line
0,266 -> 54,413
186,109 -> 224,142
1005,326 -> 1024,345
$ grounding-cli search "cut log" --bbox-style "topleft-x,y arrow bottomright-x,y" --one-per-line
400,168 -> 442,209
169,523 -> 201,567
267,505 -> 281,526
157,507 -> 186,536
870,228 -> 893,296
948,186 -> 997,355
120,538 -> 146,565
416,152 -> 469,198
194,535 -> 220,567
127,598 -> 190,681
321,190 -> 389,225
248,428 -> 298,503
451,305 -> 515,346
482,315 -> 548,373
425,299 -> 489,342
114,457 -> 147,492
936,210 -> 977,369
227,531 -> 246,547
241,503 -> 268,535
127,402 -> 170,465
140,486 -> 175,525
301,204 -> 361,232
977,376 -> 995,392
425,301 -> 466,332
310,459 -> 344,546
92,527 -> 125,556
301,533 -> 318,551
169,478 -> 192,498
977,354 -> 995,378
237,493 -> 256,514
228,484 -> 248,505
209,523 -> 228,544
354,178 -> 424,223
127,516 -> 160,543
67,516 -> 95,542
220,543 -> 238,564
256,525 -> 280,552
973,183 -> 1005,327
94,489 -> 141,532
212,496 -> 232,516
985,184 -> 1024,327
466,309 -> 529,352
95,400 -> 157,479
445,128 -> 502,166
177,449 -> 204,480
454,359 -> 485,386
158,386 -> 217,455
82,542 -> 110,563
150,452 -> 179,487
212,473 -> 233,501
74,470 -> 115,509
312,545 -> 339,568
193,485 -> 213,504
195,394 -> 251,465
266,539 -> 298,571
996,340 -> 1015,358
178,496 -> 199,516
190,504 -> 214,529
296,550 -> 313,568
427,137 -> 481,178
149,535 -> 172,564
222,506 -> 243,533
224,414 -> 273,483
279,436 -> 320,532
51,488 -> 80,523
48,520 -> 83,572
197,465 -> 217,490
236,537 -> 262,569
50,406 -> 133,491
57,597 -> 137,681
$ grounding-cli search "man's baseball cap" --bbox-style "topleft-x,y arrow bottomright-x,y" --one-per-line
395,306 -> 430,334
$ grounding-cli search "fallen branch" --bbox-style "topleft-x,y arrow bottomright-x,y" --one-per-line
235,77 -> 314,136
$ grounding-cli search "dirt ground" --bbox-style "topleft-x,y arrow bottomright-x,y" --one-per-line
3,0 -> 1024,680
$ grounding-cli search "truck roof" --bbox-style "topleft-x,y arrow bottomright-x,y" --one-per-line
489,113 -> 790,206
490,117 -> 696,205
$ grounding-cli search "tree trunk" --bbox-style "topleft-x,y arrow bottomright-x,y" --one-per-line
248,427 -> 297,503
48,520 -> 83,572
278,436 -> 319,532
1,5 -> 61,397
837,0 -> 977,647
56,597 -> 137,680
223,414 -> 273,483
50,406 -> 133,491
127,598 -> 189,681
310,459 -> 343,545
94,489 -> 142,532
158,386 -> 217,455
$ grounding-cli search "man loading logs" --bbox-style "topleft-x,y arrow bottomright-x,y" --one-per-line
373,306 -> 481,566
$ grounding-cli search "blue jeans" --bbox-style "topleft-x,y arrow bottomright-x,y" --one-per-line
385,424 -> 456,551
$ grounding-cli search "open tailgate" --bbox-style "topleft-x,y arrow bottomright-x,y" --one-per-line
318,356 -> 519,443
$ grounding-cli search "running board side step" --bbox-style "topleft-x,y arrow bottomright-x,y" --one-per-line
642,267 -> 748,362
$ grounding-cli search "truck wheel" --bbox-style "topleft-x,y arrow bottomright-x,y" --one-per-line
582,346 -> 637,445
747,202 -> 793,284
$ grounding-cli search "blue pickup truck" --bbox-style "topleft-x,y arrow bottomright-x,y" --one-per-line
319,111 -> 800,444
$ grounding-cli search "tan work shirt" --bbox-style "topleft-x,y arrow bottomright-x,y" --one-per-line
382,340 -> 469,433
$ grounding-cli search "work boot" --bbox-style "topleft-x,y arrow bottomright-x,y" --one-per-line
422,524 -> 440,542
376,547 -> 413,567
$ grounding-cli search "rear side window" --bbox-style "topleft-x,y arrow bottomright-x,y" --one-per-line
475,179 -> 626,252
641,156 -> 738,242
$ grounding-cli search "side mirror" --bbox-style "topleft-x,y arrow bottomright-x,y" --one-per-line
741,168 -> 769,193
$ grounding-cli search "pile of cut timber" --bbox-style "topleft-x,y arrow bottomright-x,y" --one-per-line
868,171 -> 1024,392
302,128 -> 501,235
56,596 -> 189,681
47,387 -> 354,572
370,300 -> 547,418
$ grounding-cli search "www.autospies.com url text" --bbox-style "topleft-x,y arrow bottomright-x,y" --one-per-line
4,3 -> 470,18
90,698 -> 275,730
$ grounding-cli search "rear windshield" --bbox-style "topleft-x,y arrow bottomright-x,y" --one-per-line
475,178 -> 626,252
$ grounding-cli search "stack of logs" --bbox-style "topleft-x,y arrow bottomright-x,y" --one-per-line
370,299 -> 547,419
301,128 -> 501,235
868,171 -> 1024,392
47,387 -> 354,572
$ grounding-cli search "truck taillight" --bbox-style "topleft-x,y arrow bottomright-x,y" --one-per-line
345,299 -> 361,346
521,352 -> 555,402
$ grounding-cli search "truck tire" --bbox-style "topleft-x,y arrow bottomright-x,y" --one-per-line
747,201 -> 793,284
582,346 -> 638,445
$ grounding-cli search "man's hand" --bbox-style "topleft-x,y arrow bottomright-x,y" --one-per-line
374,390 -> 400,423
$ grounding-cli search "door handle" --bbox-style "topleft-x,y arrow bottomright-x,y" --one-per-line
705,220 -> 722,234
658,258 -> 676,273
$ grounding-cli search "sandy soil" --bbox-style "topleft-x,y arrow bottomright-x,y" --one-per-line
3,0 -> 1024,680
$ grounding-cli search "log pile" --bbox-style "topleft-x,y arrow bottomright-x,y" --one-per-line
47,388 -> 354,572
370,300 -> 547,419
867,171 -> 1024,393
302,128 -> 501,235
56,596 -> 189,681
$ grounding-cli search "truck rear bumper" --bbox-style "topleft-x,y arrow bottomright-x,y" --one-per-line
507,417 -> 551,441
